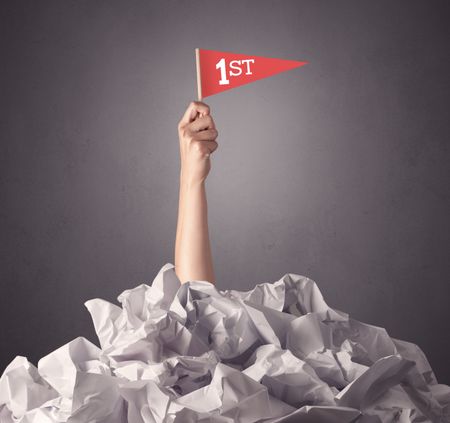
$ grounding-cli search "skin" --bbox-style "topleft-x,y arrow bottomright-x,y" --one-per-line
174,101 -> 219,284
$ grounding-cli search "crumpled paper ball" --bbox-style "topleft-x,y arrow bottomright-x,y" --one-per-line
1,262 -> 449,422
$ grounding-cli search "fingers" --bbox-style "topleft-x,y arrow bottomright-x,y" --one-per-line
196,140 -> 219,157
203,140 -> 219,155
191,128 -> 218,142
178,101 -> 218,160
188,115 -> 215,132
179,101 -> 210,128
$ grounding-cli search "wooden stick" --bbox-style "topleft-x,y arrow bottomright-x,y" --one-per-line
195,48 -> 202,101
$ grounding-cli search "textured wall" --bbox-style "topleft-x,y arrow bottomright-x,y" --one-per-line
1,0 -> 449,383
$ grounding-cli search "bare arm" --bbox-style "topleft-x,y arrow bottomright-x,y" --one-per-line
175,101 -> 218,284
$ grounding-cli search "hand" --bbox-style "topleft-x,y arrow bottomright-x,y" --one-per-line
178,101 -> 219,184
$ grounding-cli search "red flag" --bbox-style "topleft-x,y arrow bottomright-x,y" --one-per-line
195,48 -> 308,100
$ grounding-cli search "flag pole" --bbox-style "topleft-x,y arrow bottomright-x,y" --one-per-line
195,48 -> 202,101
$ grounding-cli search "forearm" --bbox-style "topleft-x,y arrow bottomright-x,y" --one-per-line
175,173 -> 215,284
175,171 -> 185,269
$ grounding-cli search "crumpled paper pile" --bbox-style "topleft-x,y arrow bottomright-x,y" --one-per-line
1,263 -> 449,422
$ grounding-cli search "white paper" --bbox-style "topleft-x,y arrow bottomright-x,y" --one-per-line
1,262 -> 449,422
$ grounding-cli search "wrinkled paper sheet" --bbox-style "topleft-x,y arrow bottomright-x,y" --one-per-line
1,263 -> 449,422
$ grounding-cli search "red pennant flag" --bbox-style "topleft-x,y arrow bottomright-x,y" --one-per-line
195,48 -> 308,100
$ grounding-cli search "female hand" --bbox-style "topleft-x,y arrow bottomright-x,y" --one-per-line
178,101 -> 219,184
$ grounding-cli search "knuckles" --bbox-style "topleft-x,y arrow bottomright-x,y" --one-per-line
204,115 -> 213,126
189,101 -> 210,114
208,129 -> 219,140
181,129 -> 218,143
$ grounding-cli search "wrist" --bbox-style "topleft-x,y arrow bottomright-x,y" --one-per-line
180,171 -> 206,189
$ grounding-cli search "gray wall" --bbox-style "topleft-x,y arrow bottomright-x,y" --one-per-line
1,0 -> 449,383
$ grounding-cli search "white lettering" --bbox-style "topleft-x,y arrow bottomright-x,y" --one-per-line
241,59 -> 255,75
216,58 -> 229,85
229,60 -> 242,76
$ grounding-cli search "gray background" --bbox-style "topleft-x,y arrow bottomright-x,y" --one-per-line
1,0 -> 449,383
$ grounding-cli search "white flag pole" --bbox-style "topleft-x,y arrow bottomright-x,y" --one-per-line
195,48 -> 202,101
